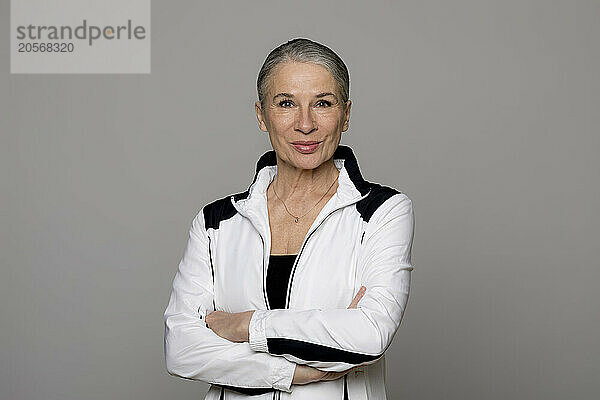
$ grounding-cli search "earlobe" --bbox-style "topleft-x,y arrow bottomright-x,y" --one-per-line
341,100 -> 351,132
255,101 -> 268,132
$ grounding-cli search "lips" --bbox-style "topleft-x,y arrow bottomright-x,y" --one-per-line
291,141 -> 320,145
290,141 -> 322,154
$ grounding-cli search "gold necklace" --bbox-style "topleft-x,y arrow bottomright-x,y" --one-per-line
271,172 -> 338,223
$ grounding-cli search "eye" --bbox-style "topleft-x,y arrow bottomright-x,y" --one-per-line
315,100 -> 332,107
279,99 -> 294,108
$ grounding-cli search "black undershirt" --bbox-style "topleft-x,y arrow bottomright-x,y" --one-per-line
266,254 -> 298,310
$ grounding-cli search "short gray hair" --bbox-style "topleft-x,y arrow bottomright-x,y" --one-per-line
257,38 -> 350,108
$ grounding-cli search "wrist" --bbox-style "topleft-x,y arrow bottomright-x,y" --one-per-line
248,310 -> 269,352
240,310 -> 255,342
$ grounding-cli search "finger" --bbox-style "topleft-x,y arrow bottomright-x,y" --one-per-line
348,286 -> 366,308
323,371 -> 350,381
320,372 -> 336,381
348,287 -> 364,309
205,312 -> 217,327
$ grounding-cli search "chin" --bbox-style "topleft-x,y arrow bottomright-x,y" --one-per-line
290,153 -> 328,170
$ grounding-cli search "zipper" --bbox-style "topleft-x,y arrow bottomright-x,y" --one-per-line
257,227 -> 278,397
208,235 -> 216,312
344,375 -> 349,400
284,189 -> 371,308
258,233 -> 270,310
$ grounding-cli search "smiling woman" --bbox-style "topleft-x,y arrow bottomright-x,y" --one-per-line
163,38 -> 415,400
255,60 -> 350,174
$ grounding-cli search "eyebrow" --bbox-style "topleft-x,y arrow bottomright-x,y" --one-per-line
273,92 -> 338,101
315,92 -> 337,99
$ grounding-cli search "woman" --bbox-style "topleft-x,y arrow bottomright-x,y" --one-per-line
164,38 -> 415,400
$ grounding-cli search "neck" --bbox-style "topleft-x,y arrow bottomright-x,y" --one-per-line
270,157 -> 339,201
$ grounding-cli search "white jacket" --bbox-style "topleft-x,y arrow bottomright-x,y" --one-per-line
163,145 -> 415,400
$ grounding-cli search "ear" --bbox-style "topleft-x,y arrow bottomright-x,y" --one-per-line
255,101 -> 268,132
341,100 -> 352,132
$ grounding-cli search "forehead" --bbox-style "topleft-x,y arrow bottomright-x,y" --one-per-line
268,62 -> 337,95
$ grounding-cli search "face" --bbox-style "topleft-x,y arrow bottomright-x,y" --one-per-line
255,61 -> 351,170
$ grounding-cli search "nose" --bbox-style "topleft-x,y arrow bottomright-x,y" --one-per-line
294,105 -> 316,134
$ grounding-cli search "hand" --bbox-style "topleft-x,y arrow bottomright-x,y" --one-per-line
205,310 -> 255,342
292,364 -> 358,385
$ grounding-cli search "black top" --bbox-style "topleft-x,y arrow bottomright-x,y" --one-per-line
266,254 -> 297,309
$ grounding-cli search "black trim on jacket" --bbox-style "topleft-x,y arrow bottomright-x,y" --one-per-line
267,338 -> 381,364
217,384 -> 273,396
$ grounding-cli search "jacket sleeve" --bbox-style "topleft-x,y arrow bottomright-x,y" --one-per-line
163,207 -> 297,393
248,193 -> 415,372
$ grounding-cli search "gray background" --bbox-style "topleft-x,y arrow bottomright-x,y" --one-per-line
2,1 -> 599,399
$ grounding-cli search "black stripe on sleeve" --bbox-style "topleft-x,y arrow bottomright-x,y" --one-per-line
267,338 -> 381,364
217,385 -> 273,396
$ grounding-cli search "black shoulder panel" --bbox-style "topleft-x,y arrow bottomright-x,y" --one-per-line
356,183 -> 401,223
202,195 -> 239,230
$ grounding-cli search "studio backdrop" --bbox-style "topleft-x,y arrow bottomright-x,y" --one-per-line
2,1 -> 599,399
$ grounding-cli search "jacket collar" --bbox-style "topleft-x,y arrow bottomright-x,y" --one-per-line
232,144 -> 371,211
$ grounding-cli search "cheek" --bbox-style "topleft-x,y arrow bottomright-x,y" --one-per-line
267,111 -> 295,130
317,112 -> 345,129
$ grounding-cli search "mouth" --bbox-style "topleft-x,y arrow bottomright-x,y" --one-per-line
290,141 -> 322,154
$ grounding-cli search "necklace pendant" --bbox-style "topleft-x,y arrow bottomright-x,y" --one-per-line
294,217 -> 299,223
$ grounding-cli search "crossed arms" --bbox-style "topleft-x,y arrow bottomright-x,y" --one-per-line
163,193 -> 414,393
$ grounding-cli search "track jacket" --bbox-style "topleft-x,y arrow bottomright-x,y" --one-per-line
163,144 -> 415,400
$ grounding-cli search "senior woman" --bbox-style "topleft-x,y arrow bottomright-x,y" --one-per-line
163,38 -> 415,400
